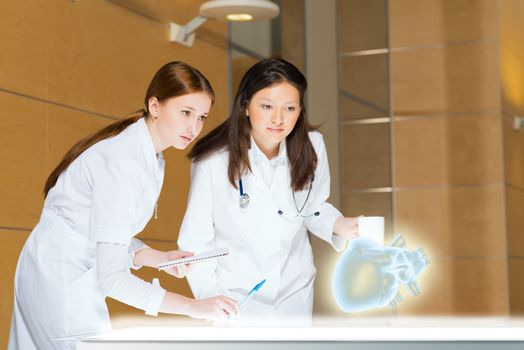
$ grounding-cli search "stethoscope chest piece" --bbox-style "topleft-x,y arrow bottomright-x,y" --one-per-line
238,178 -> 250,209
239,192 -> 250,209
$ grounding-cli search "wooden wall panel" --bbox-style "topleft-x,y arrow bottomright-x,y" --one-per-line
340,54 -> 389,120
389,0 -> 497,48
281,0 -> 305,71
46,0 -> 228,118
47,108 -> 113,172
385,0 -> 506,317
341,123 -> 391,190
509,258 -> 524,315
338,0 -> 387,53
0,92 -> 47,229
503,116 -> 524,190
506,186 -> 524,258
394,113 -> 503,187
395,185 -> 506,259
0,0 -> 48,98
500,0 -> 524,316
391,42 -> 499,115
397,258 -> 508,315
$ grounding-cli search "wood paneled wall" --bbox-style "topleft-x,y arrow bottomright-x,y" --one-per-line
500,0 -> 524,315
339,0 -> 515,316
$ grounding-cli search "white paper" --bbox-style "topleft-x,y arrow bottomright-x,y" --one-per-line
157,248 -> 229,270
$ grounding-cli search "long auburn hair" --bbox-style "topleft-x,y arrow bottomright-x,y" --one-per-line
44,61 -> 214,198
188,58 -> 317,191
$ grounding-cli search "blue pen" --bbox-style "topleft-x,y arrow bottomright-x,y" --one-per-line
239,279 -> 266,308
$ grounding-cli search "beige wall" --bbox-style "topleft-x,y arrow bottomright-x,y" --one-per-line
338,0 -> 394,319
281,0 -> 305,72
390,0 -> 505,316
500,0 -> 524,315
338,0 -> 515,316
0,0 -> 228,346
304,0 -> 344,317
389,0 -> 509,315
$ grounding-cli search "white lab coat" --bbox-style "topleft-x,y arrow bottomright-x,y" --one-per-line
178,131 -> 345,326
8,118 -> 164,349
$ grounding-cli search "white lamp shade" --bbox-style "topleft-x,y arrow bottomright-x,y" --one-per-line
199,0 -> 280,21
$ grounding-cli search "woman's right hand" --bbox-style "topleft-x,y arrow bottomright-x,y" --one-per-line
187,295 -> 239,322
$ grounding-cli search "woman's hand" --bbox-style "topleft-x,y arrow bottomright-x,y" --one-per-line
161,250 -> 194,278
333,216 -> 362,241
187,295 -> 239,322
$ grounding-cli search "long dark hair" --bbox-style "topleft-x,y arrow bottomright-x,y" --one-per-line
188,58 -> 317,191
44,61 -> 214,197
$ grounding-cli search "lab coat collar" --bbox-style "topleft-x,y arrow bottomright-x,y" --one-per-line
249,135 -> 288,166
244,135 -> 292,222
135,118 -> 164,177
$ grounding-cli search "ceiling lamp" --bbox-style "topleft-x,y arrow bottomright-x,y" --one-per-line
170,0 -> 280,47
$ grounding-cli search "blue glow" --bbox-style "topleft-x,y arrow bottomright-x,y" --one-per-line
332,235 -> 430,313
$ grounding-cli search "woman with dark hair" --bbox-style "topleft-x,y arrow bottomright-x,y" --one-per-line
178,58 -> 359,325
9,61 -> 238,350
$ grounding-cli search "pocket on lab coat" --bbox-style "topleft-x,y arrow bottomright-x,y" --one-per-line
64,266 -> 111,336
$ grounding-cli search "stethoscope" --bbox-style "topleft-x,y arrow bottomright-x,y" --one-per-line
238,178 -> 320,218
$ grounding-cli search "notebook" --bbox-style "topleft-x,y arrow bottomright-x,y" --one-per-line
157,247 -> 229,270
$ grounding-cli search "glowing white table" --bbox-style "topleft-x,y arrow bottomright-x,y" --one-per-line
77,322 -> 524,350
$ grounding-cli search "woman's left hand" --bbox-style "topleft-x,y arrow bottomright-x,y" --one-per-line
334,216 -> 362,241
162,250 -> 194,278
